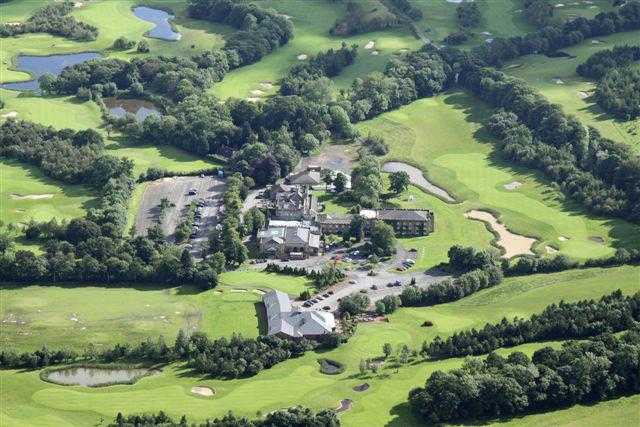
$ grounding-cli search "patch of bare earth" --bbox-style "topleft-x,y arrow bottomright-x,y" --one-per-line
464,210 -> 537,258
336,399 -> 352,413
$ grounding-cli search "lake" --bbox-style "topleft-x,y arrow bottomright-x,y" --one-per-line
44,366 -> 158,387
0,52 -> 101,92
133,6 -> 181,41
104,97 -> 161,122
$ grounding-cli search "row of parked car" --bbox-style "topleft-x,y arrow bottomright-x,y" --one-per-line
189,199 -> 208,239
302,290 -> 335,308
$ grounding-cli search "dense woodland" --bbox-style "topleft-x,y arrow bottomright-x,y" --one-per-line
110,407 -> 340,427
409,330 -> 640,423
187,0 -> 294,66
424,290 -> 640,358
523,0 -> 554,28
330,1 -> 400,36
576,44 -> 640,79
595,67 -> 640,120
0,1 -> 98,40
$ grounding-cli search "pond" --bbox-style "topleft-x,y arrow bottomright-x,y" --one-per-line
0,52 -> 101,93
43,366 -> 158,387
104,97 -> 161,122
134,6 -> 181,41
382,162 -> 455,202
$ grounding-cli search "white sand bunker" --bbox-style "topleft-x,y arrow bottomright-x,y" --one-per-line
554,78 -> 565,85
260,81 -> 273,89
10,193 -> 54,200
246,97 -> 261,103
230,288 -> 248,293
465,210 -> 537,258
297,54 -> 308,60
73,1 -> 84,7
5,22 -> 21,26
546,246 -> 558,254
503,181 -> 522,190
364,41 -> 375,50
371,50 -> 379,55
558,236 -> 569,241
577,91 -> 589,99
253,289 -> 266,295
555,3 -> 565,7
191,386 -> 215,396
591,39 -> 602,44
2,111 -> 18,118
250,89 -> 264,96
481,31 -> 492,36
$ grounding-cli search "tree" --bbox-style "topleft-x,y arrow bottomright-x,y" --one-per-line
112,36 -> 135,50
359,358 -> 368,375
243,207 -> 265,238
137,39 -> 150,53
333,172 -> 347,193
338,292 -> 370,316
321,169 -> 334,189
383,342 -> 393,359
389,170 -> 410,194
0,232 -> 13,255
369,221 -> 396,256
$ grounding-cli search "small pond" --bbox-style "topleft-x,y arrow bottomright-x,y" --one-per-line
0,52 -> 101,93
134,6 -> 181,41
104,97 -> 161,122
44,366 -> 158,387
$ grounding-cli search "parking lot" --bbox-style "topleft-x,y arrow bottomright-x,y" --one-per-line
134,176 -> 226,254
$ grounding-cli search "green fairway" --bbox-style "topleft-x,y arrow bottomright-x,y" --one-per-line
503,30 -> 640,153
0,159 -> 96,227
1,265 -> 637,426
0,270 -> 313,352
357,92 -> 640,264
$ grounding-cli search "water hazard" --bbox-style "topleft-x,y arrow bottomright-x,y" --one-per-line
0,53 -> 101,92
133,6 -> 181,41
44,366 -> 158,387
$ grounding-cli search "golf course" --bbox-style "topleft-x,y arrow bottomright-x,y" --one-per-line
1,0 -> 639,426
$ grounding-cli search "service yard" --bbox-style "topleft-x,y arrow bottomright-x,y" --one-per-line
134,176 -> 226,250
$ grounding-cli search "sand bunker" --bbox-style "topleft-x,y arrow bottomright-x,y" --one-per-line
2,111 -> 18,118
73,1 -> 84,7
297,54 -> 308,60
364,41 -> 375,49
246,97 -> 261,103
555,3 -> 565,7
353,383 -> 370,392
465,210 -> 537,258
503,181 -> 522,190
336,399 -> 352,413
591,39 -> 602,44
191,386 -> 215,396
371,50 -> 379,55
481,31 -> 492,36
260,81 -> 273,89
230,288 -> 248,293
253,289 -> 266,295
577,91 -> 589,99
4,22 -> 21,26
10,193 -> 54,200
554,78 -> 565,85
486,38 -> 494,44
250,89 -> 264,96
546,246 -> 558,254
558,236 -> 568,241
589,236 -> 605,245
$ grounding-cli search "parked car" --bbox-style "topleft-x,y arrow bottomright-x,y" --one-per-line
303,302 -> 311,308
370,285 -> 378,290
327,290 -> 334,295
188,188 -> 197,195
349,280 -> 357,284
322,306 -> 331,311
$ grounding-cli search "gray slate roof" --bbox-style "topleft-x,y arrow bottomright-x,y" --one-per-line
263,290 -> 335,337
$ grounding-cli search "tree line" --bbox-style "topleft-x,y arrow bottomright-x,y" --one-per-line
409,329 -> 640,423
595,67 -> 640,120
460,65 -> 640,222
472,0 -> 640,66
424,290 -> 640,359
0,1 -> 98,40
187,0 -> 293,67
330,1 -> 400,36
110,406 -> 339,427
576,44 -> 640,79
280,43 -> 358,97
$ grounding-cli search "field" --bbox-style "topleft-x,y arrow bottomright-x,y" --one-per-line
503,30 -> 640,153
357,92 -> 640,267
1,265 -> 638,426
0,271 -> 314,352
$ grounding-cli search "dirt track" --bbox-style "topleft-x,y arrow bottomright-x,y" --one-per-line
134,176 -> 226,251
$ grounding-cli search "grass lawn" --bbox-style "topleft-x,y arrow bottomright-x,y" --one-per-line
0,159 -> 96,226
218,270 -> 315,295
503,29 -> 640,153
1,265 -> 637,426
357,91 -> 640,265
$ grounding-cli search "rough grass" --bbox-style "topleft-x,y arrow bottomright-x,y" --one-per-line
504,29 -> 640,153
357,91 -> 640,267
1,265 -> 637,426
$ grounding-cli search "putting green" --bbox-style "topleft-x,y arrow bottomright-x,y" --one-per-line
1,265 -> 637,426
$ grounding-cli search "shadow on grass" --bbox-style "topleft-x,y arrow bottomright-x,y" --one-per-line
253,302 -> 268,336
